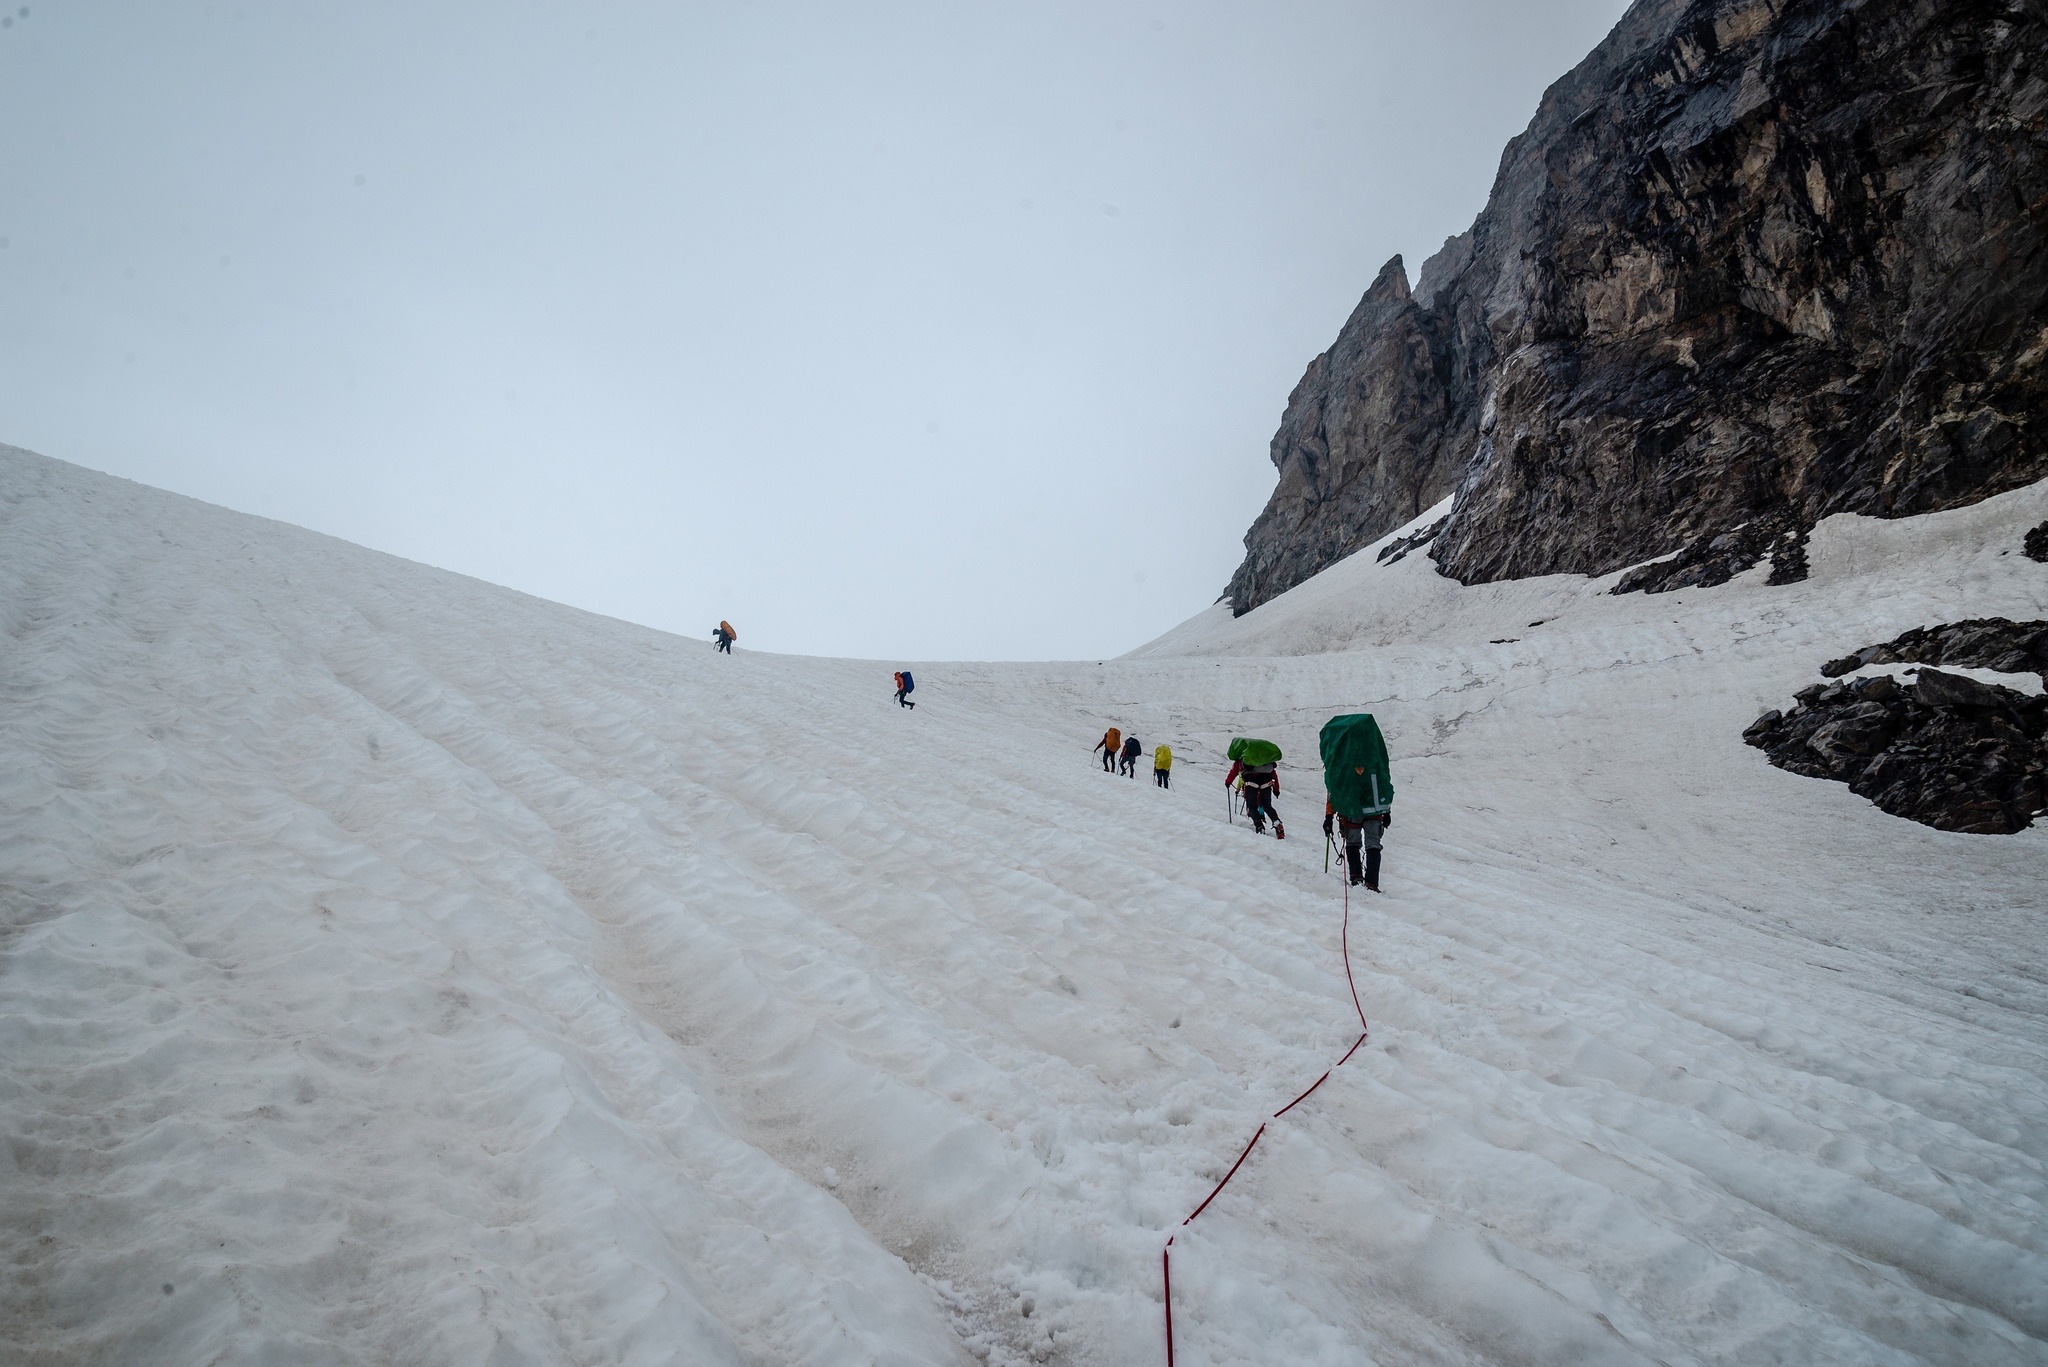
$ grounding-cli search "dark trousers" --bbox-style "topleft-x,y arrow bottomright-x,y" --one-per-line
1243,784 -> 1276,830
1154,768 -> 1169,788
1101,748 -> 1115,771
1120,754 -> 1137,776
716,635 -> 731,653
1341,832 -> 1382,888
896,688 -> 914,708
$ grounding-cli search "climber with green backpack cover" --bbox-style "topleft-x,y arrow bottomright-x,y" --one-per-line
1224,736 -> 1285,838
1320,714 -> 1393,890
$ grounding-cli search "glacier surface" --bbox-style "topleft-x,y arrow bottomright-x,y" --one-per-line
3,446 -> 2045,1365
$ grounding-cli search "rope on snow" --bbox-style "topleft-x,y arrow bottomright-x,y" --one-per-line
1161,875 -> 1370,1363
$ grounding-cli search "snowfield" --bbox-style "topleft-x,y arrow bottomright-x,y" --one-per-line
3,443 -> 2046,1366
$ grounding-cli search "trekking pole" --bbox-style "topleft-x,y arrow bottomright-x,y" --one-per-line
1324,834 -> 1331,875
1225,783 -> 1233,825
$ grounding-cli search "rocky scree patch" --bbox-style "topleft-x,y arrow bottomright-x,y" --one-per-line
1613,512 -> 1810,595
1745,620 -> 2048,834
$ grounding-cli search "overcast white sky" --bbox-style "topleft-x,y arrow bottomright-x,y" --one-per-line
0,0 -> 1629,660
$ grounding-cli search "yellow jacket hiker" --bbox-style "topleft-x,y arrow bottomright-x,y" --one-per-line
1153,744 -> 1172,789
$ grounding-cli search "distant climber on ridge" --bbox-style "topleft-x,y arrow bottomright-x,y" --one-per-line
1320,714 -> 1394,891
1224,737 -> 1284,838
1094,727 -> 1122,772
714,620 -> 736,654
1119,733 -> 1142,777
893,670 -> 916,709
1153,742 -> 1172,789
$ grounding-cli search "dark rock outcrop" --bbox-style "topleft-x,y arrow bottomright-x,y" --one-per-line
1226,0 -> 2048,614
1817,617 -> 2048,683
1611,511 -> 1810,593
1745,667 -> 2048,833
1376,515 -> 1450,568
2026,521 -> 2048,562
1222,257 -> 1461,611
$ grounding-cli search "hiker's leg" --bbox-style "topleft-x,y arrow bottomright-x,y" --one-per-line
1365,847 -> 1382,889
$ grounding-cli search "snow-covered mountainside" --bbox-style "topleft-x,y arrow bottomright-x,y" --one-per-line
4,443 -> 2045,1366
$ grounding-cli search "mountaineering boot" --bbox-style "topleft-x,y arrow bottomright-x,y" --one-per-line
1274,821 -> 1285,840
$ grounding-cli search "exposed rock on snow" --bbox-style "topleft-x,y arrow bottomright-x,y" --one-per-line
1225,0 -> 2048,614
1611,511 -> 1810,594
1818,617 -> 2048,685
1746,665 -> 2048,834
1373,514 -> 1448,568
2027,521 -> 2048,562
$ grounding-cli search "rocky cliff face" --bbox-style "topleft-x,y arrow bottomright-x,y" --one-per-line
1221,256 -> 1464,613
1225,0 -> 2048,614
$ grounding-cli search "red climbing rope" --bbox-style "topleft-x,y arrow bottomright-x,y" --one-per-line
1161,876 -> 1369,1363
1342,869 -> 1368,1034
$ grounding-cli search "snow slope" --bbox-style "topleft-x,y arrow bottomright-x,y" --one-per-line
3,443 -> 2045,1366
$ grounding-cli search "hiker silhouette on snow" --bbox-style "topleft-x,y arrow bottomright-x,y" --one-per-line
893,670 -> 916,709
1153,743 -> 1172,789
1119,734 -> 1142,777
1224,737 -> 1284,839
1320,713 -> 1394,891
1094,727 -> 1122,772
713,620 -> 736,654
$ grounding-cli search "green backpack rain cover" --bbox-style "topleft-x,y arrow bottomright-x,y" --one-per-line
1320,714 -> 1393,820
1226,736 -> 1282,767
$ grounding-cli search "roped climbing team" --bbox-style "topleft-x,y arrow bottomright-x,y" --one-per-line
712,620 -> 1394,891
1083,716 -> 1395,891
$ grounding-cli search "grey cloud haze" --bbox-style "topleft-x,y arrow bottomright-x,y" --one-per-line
0,0 -> 1628,659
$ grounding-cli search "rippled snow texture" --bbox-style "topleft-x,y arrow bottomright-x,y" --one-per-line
3,446 -> 2045,1365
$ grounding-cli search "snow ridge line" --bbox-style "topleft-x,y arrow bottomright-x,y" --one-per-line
1161,875 -> 1372,1365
